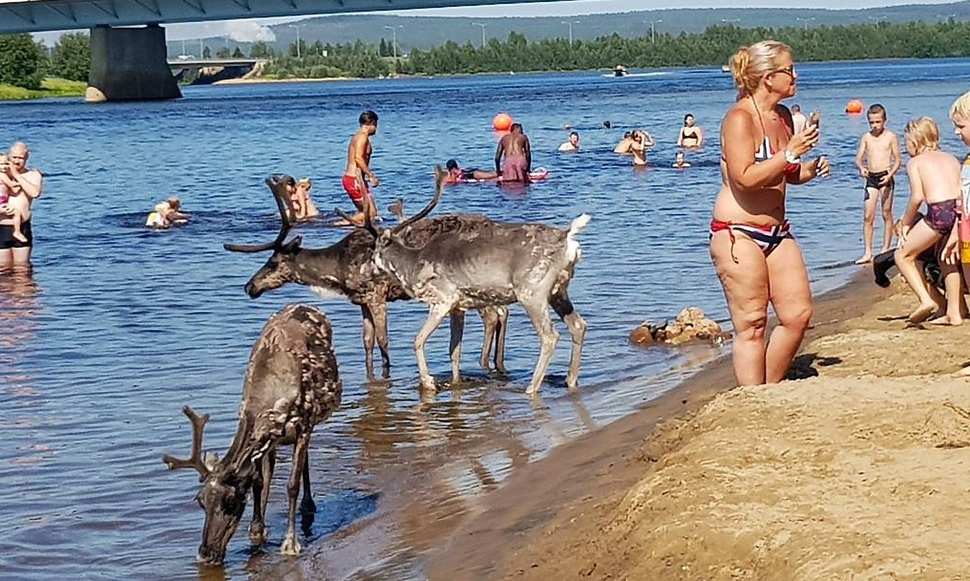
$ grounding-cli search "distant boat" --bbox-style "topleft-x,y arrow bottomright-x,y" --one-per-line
721,65 -> 731,73
613,65 -> 628,78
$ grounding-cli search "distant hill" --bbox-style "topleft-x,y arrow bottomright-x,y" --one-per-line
264,1 -> 970,51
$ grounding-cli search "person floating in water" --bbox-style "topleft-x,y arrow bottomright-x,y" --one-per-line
677,114 -> 704,148
495,123 -> 532,183
342,110 -> 381,225
444,159 -> 499,184
558,131 -> 580,152
672,150 -> 691,169
854,103 -> 901,264
146,196 -> 189,229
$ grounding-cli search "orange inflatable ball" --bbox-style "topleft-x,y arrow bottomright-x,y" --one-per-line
492,113 -> 513,131
846,99 -> 864,114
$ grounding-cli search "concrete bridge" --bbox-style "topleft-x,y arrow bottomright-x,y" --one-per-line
0,0 -> 569,102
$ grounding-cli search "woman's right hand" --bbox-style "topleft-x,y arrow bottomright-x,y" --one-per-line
786,125 -> 819,158
0,203 -> 10,216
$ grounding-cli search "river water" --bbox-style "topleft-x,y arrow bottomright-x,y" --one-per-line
2,58 -> 969,580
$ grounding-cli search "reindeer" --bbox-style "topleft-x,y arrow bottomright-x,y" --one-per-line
162,305 -> 342,565
224,175 -> 508,383
357,166 -> 590,395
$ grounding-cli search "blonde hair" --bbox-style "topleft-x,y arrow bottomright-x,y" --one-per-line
728,40 -> 793,98
950,91 -> 970,121
904,117 -> 941,154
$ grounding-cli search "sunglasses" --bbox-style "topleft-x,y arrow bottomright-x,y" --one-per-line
771,65 -> 796,79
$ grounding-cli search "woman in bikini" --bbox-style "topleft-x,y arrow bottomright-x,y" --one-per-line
894,117 -> 963,325
677,114 -> 704,149
710,40 -> 829,386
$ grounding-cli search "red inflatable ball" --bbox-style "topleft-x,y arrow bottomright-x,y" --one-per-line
492,113 -> 513,131
846,99 -> 864,114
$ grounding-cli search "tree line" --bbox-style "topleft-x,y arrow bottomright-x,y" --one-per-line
4,19 -> 970,87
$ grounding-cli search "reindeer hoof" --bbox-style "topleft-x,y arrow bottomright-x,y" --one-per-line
249,523 -> 268,546
281,535 -> 302,556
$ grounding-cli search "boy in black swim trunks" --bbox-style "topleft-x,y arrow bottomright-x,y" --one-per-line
854,103 -> 901,264
444,159 -> 498,184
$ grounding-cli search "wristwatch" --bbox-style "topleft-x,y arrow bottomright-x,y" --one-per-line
784,149 -> 800,164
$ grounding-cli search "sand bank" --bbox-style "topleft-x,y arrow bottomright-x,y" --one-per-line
431,275 -> 970,580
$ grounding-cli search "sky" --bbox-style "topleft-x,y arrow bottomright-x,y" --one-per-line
159,0 -> 959,40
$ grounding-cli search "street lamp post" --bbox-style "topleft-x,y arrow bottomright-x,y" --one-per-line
649,19 -> 663,44
289,24 -> 306,59
384,25 -> 402,74
561,20 -> 580,45
198,38 -> 204,58
473,22 -> 487,49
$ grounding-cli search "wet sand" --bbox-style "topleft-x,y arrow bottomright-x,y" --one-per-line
430,272 -> 970,579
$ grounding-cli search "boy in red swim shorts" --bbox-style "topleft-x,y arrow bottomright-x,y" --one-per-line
343,110 -> 380,225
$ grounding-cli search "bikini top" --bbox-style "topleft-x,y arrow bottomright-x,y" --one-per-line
681,127 -> 699,141
754,134 -> 774,163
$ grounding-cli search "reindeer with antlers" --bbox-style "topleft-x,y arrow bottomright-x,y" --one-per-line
224,175 -> 508,383
351,167 -> 590,395
162,305 -> 342,565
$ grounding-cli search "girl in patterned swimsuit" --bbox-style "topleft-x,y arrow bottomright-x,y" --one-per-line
894,117 -> 964,325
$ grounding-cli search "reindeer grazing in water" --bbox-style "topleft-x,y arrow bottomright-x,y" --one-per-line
224,175 -> 508,382
162,305 -> 342,565
358,166 -> 590,395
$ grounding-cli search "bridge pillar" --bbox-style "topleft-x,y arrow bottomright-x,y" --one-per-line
85,25 -> 181,103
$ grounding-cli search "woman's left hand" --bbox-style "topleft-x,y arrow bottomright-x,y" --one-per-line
814,156 -> 830,178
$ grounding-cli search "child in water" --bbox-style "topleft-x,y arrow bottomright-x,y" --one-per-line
146,197 -> 189,229
0,154 -> 28,243
894,117 -> 963,325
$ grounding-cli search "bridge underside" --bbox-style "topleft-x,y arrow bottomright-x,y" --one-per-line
0,0 -> 572,102
85,25 -> 181,102
0,0 -> 569,34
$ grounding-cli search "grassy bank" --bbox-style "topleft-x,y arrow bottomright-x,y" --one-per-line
0,78 -> 86,101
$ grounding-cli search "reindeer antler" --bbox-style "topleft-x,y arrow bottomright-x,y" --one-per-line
162,406 -> 212,480
224,175 -> 294,253
391,165 -> 445,234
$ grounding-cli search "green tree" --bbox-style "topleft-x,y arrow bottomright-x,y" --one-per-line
0,33 -> 44,89
250,41 -> 275,58
203,45 -> 212,59
232,47 -> 244,58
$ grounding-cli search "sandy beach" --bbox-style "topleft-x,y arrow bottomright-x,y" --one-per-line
430,273 -> 970,580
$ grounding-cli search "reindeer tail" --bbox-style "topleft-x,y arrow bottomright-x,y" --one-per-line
566,213 -> 591,263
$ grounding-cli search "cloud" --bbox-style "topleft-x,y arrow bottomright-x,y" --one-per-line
225,21 -> 276,42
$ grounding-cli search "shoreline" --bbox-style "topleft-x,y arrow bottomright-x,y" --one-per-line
426,268 -> 888,579
431,271 -> 970,579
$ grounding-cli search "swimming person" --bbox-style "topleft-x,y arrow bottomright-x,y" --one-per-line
894,117 -> 963,325
495,123 -> 532,182
672,150 -> 691,169
854,103 -> 901,264
710,40 -> 828,387
677,114 -> 704,148
558,131 -> 580,152
343,110 -> 380,224
614,132 -> 634,154
791,104 -> 808,134
630,130 -> 654,166
444,159 -> 499,183
146,196 -> 189,229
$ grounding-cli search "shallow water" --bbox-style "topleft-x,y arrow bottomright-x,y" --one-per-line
2,58 -> 970,580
